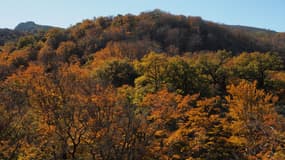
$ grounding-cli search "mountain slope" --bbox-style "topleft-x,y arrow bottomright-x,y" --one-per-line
1,10 -> 284,58
14,21 -> 53,33
65,10 -> 284,58
0,29 -> 23,46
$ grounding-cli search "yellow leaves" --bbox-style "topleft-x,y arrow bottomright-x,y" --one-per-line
154,130 -> 168,138
4,64 -> 44,87
226,80 -> 277,122
142,89 -> 181,108
172,154 -> 181,160
225,80 -> 285,158
56,41 -> 77,61
166,127 -> 193,145
1,46 -> 285,159
177,94 -> 199,111
18,144 -> 39,160
142,89 -> 184,128
270,71 -> 285,82
91,86 -> 116,106
227,136 -> 247,146
197,96 -> 219,107
271,147 -> 285,159
228,120 -> 245,134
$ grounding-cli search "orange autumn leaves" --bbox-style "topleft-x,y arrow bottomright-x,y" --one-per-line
0,51 -> 285,159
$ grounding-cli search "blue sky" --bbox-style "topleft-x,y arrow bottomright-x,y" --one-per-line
0,0 -> 284,32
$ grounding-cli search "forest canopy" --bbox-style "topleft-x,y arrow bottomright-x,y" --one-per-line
0,10 -> 285,160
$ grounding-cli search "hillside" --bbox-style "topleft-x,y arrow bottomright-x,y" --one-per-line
64,10 -> 285,57
0,29 -> 23,46
0,21 -> 56,46
0,10 -> 285,159
14,21 -> 53,32
1,10 -> 285,57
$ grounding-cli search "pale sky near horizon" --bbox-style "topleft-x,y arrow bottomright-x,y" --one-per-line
0,0 -> 284,32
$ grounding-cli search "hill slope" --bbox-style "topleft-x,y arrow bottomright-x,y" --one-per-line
14,21 -> 54,32
64,10 -> 285,58
0,29 -> 23,46
1,10 -> 285,58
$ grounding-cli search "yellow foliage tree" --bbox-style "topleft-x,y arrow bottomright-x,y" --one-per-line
226,80 -> 285,159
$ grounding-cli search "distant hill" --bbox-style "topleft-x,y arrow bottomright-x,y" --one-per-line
0,10 -> 285,58
14,21 -> 54,33
0,22 -> 57,46
64,10 -> 285,58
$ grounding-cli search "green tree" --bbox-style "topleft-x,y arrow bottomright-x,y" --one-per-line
164,56 -> 202,95
17,35 -> 36,49
193,50 -> 232,96
94,59 -> 138,87
230,52 -> 283,88
135,52 -> 168,92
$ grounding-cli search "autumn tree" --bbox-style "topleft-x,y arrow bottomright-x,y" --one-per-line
226,80 -> 285,159
26,64 -> 94,159
45,28 -> 67,49
93,40 -> 161,61
164,95 -> 239,160
38,45 -> 56,68
0,65 -> 44,159
140,89 -> 183,158
56,41 -> 78,62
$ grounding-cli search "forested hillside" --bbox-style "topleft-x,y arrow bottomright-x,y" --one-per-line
0,10 -> 285,159
0,29 -> 23,46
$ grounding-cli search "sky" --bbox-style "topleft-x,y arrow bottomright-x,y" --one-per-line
0,0 -> 284,32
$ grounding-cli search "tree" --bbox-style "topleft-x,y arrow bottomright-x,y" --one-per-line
45,28 -> 67,49
135,52 -> 168,92
93,40 -> 161,61
27,64 -> 93,159
56,41 -> 78,62
94,59 -> 138,87
0,65 -> 43,159
38,45 -> 57,70
164,56 -> 202,95
230,52 -> 283,88
165,95 -> 239,160
226,80 -> 285,159
141,89 -> 183,158
193,50 -> 232,96
17,35 -> 36,49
